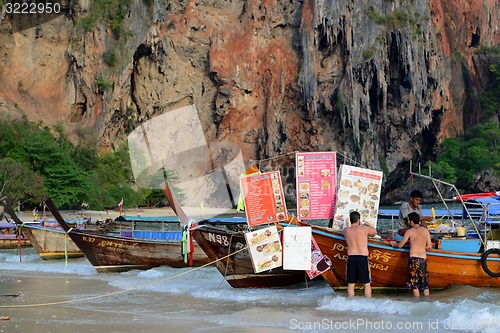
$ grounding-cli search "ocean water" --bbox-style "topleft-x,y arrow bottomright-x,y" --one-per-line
1,248 -> 498,333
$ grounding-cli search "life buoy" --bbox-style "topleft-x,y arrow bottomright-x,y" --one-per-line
481,248 -> 500,278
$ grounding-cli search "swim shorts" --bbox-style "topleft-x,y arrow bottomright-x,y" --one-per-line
346,255 -> 371,284
407,256 -> 429,291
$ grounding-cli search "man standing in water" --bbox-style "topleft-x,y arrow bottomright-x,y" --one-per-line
390,212 -> 432,297
343,211 -> 377,297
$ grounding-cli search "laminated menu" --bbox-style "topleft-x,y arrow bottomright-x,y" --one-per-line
240,171 -> 288,227
295,152 -> 337,220
245,225 -> 283,273
332,165 -> 383,231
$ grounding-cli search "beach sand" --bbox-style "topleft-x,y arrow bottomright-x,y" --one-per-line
17,206 -> 241,223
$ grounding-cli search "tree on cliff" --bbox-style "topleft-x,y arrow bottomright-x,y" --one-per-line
0,157 -> 45,208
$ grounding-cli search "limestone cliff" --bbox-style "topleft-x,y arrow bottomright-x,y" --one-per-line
1,0 -> 499,200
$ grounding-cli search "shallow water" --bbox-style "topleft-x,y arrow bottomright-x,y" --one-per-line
0,248 -> 498,333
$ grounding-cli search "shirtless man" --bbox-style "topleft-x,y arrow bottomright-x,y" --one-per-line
390,212 -> 432,297
343,211 -> 378,297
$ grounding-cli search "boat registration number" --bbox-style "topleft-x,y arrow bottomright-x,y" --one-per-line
207,233 -> 229,246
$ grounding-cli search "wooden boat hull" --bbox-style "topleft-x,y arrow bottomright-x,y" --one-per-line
311,226 -> 500,290
61,229 -> 211,273
0,236 -> 30,249
22,226 -> 83,260
192,223 -> 307,288
39,197 -> 211,272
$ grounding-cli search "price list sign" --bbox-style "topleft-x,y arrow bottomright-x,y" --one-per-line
240,171 -> 288,227
296,152 -> 337,220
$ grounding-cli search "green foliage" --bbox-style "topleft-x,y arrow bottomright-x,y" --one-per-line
362,49 -> 374,61
79,0 -> 132,39
96,77 -> 112,92
102,51 -> 117,67
0,117 -> 151,211
477,60 -> 500,121
431,122 -> 500,188
368,7 -> 424,35
378,154 -> 389,176
368,7 -> 386,25
76,16 -> 97,32
0,157 -> 45,206
476,45 -> 500,56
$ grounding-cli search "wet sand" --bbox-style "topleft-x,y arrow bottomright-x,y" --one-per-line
0,272 -> 214,333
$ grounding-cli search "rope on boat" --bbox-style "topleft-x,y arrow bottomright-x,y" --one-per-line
0,215 -> 301,309
219,232 -> 236,288
0,229 -> 271,309
248,151 -> 370,171
65,227 -> 73,267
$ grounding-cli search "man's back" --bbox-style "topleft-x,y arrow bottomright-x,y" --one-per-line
343,225 -> 376,256
406,227 -> 431,258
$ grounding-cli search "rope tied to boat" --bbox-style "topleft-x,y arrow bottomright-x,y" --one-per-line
17,222 -> 25,262
65,227 -> 74,267
0,234 -> 262,309
0,216 -> 308,309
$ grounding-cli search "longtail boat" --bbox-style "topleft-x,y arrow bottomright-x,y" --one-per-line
194,218 -> 308,288
309,225 -> 500,290
0,221 -> 30,249
14,224 -> 83,260
1,197 -> 84,259
162,182 -> 309,288
306,170 -> 500,290
43,197 -> 211,272
126,107 -> 310,287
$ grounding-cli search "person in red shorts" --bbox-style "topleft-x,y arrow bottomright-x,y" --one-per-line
390,212 -> 433,297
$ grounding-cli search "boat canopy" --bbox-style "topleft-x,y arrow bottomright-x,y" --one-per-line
464,196 -> 500,224
115,215 -> 180,223
0,222 -> 16,228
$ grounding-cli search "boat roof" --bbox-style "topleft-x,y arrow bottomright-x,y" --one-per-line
200,217 -> 248,225
0,222 -> 16,228
465,196 -> 500,204
378,208 -> 463,219
115,215 -> 180,223
465,197 -> 500,217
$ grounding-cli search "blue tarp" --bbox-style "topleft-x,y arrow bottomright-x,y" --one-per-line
132,231 -> 183,241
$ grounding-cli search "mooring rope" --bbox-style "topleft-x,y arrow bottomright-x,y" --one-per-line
0,222 -> 294,309
219,232 -> 236,288
0,226 -> 288,309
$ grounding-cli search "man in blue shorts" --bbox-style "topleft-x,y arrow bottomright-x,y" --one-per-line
343,211 -> 378,297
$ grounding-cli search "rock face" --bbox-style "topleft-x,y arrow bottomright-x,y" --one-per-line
0,0 -> 499,199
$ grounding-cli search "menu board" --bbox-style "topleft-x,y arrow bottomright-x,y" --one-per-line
245,225 -> 283,273
332,165 -> 383,231
240,171 -> 287,227
282,227 -> 311,270
307,236 -> 332,279
296,152 -> 337,220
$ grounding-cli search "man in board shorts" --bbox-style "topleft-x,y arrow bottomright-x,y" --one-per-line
343,211 -> 377,297
391,212 -> 432,297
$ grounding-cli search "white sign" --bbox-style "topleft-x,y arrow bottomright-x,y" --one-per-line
282,227 -> 311,270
